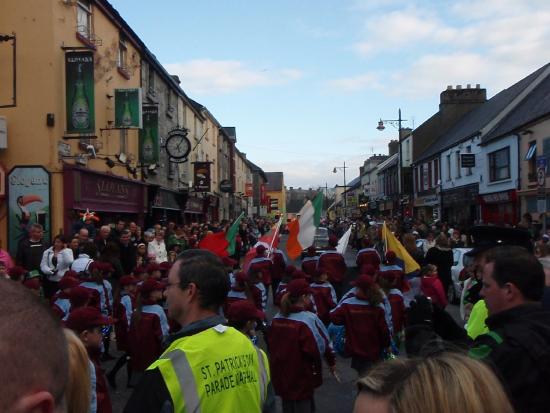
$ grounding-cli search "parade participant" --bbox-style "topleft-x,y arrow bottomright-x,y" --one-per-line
71,242 -> 96,274
128,278 -> 169,382
354,353 -> 514,413
23,277 -> 42,297
269,279 -> 336,413
134,265 -> 148,284
249,244 -> 274,289
9,265 -> 27,283
225,271 -> 252,311
377,271 -> 405,344
356,238 -> 381,272
310,269 -> 337,325
1,281 -> 68,413
249,269 -> 268,311
420,264 -> 447,309
51,275 -> 80,320
16,223 -> 47,276
226,299 -> 265,345
318,234 -> 347,300
64,328 -> 91,413
379,251 -> 407,292
66,306 -> 113,413
107,275 -> 138,390
124,249 -> 275,413
301,246 -> 319,277
40,234 -> 74,299
0,260 -> 8,279
274,264 -> 296,307
147,262 -> 162,280
148,230 -> 168,263
330,274 -> 390,375
69,286 -> 92,311
271,246 -> 287,299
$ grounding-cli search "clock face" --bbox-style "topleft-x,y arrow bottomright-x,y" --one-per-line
165,132 -> 191,160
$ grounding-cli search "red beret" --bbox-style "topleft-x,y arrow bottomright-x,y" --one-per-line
291,270 -> 309,280
360,264 -> 377,276
234,271 -> 248,285
286,279 -> 313,298
64,270 -> 79,279
256,245 -> 267,255
285,265 -> 296,276
120,275 -> 138,287
139,278 -> 163,295
385,251 -> 397,263
226,300 -> 264,323
23,278 -> 41,290
66,307 -> 111,333
147,263 -> 161,273
59,276 -> 80,290
159,261 -> 173,272
9,266 -> 27,279
352,274 -> 376,291
328,235 -> 339,247
134,265 -> 148,274
69,286 -> 92,308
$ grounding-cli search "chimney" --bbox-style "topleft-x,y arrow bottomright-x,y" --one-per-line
388,140 -> 399,156
439,83 -> 487,111
171,75 -> 181,85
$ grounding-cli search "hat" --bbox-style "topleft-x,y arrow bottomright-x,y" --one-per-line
23,278 -> 41,290
222,256 -> 237,268
134,265 -> 148,274
120,275 -> 138,287
307,246 -> 317,256
226,300 -> 264,323
256,245 -> 267,255
137,243 -> 146,248
64,270 -> 79,279
360,264 -> 377,277
69,286 -> 92,308
159,261 -> 173,272
352,274 -> 376,291
147,263 -> 161,273
328,235 -> 339,247
286,279 -> 313,297
59,276 -> 80,290
234,271 -> 249,285
292,270 -> 310,280
465,226 -> 533,257
385,251 -> 397,263
139,278 -> 164,295
8,266 -> 26,280
285,265 -> 297,276
102,262 -> 115,273
66,307 -> 111,333
88,261 -> 105,273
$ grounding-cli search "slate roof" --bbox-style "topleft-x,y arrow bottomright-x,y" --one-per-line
416,63 -> 550,163
265,172 -> 284,191
377,153 -> 398,173
343,176 -> 361,193
245,159 -> 268,182
482,66 -> 550,143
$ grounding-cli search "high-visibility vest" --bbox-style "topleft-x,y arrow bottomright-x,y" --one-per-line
148,324 -> 269,413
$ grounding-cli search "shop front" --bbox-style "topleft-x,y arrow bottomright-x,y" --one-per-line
479,189 -> 518,226
148,186 -> 185,226
63,165 -> 147,236
441,183 -> 479,226
414,193 -> 440,222
183,195 -> 204,224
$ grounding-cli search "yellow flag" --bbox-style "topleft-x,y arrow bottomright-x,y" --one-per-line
382,222 -> 421,274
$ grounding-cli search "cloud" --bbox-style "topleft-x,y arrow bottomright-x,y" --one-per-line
165,59 -> 303,95
327,73 -> 381,92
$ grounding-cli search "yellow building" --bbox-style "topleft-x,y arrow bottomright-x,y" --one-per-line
265,172 -> 286,217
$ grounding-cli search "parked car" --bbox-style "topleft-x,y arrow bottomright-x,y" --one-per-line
449,248 -> 473,304
300,227 -> 330,258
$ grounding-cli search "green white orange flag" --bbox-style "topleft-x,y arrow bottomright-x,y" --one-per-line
225,212 -> 244,256
286,192 -> 323,260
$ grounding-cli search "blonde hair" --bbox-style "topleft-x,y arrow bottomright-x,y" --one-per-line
63,329 -> 91,413
356,352 -> 514,413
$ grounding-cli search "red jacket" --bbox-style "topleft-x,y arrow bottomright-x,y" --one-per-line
310,282 -> 337,325
318,250 -> 347,283
248,256 -> 273,286
330,296 -> 390,361
356,248 -> 381,272
271,250 -> 287,281
421,275 -> 448,308
387,289 -> 405,333
268,308 -> 335,400
301,256 -> 319,277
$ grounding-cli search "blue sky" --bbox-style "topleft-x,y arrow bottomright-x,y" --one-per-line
110,0 -> 550,189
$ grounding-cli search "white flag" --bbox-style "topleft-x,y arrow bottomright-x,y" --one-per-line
336,227 -> 352,254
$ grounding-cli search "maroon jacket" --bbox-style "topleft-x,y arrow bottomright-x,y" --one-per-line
248,256 -> 273,286
318,250 -> 347,284
301,256 -> 319,277
128,301 -> 166,372
89,350 -> 112,413
387,289 -> 405,333
268,307 -> 335,400
330,296 -> 390,361
310,282 -> 337,325
271,250 -> 287,282
113,293 -> 135,352
356,248 -> 381,272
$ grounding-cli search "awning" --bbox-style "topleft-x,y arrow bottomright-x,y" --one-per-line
525,142 -> 536,160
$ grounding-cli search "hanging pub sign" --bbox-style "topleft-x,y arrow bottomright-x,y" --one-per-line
193,162 -> 211,192
139,105 -> 159,164
461,154 -> 476,168
260,183 -> 267,205
245,183 -> 253,197
65,51 -> 95,134
114,88 -> 142,128
7,166 -> 51,256
220,179 -> 233,193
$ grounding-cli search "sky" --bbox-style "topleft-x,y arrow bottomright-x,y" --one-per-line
110,0 -> 550,189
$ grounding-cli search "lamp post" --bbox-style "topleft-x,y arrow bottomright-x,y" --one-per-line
333,162 -> 348,219
377,108 -> 408,216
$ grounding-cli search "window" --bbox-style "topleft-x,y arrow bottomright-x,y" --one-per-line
455,151 -> 461,178
466,146 -> 473,176
488,147 -> 510,182
148,66 -> 155,94
119,129 -> 127,154
428,161 -> 432,188
434,158 -> 439,185
446,154 -> 451,181
527,141 -> 537,182
117,36 -> 127,70
76,0 -> 92,39
414,167 -> 419,193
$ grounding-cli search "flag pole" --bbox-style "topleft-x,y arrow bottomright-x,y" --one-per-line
267,217 -> 283,259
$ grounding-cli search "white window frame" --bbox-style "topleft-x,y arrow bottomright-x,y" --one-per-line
446,154 -> 451,181
117,36 -> 127,70
76,0 -> 92,39
455,151 -> 461,178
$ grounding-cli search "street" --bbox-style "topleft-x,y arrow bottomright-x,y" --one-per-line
109,238 -> 461,412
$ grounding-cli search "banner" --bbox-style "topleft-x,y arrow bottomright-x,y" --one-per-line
8,166 -> 51,256
139,105 -> 159,164
194,162 -> 211,192
245,183 -> 253,197
65,51 -> 95,134
115,88 -> 142,128
260,183 -> 267,205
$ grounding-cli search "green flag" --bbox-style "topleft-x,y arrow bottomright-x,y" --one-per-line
226,212 -> 245,256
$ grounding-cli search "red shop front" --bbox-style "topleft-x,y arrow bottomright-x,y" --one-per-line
63,164 -> 147,236
479,189 -> 518,226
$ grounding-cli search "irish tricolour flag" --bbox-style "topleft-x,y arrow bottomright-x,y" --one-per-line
286,193 -> 323,260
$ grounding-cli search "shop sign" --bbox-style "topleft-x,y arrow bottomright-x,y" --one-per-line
139,105 -> 159,164
153,189 -> 181,210
220,179 -> 233,193
8,166 -> 51,256
481,191 -> 511,204
260,183 -> 267,205
193,162 -> 211,192
115,88 -> 142,129
65,51 -> 95,134
415,195 -> 439,207
245,183 -> 253,197
185,196 -> 203,213
461,154 -> 475,168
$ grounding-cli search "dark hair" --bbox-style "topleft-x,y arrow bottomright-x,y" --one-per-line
54,234 -> 67,244
81,242 -> 97,258
174,249 -> 229,311
484,246 -> 544,301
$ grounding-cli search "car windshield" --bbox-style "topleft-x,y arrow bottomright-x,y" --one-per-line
314,227 -> 329,247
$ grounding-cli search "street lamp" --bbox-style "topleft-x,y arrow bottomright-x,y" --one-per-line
333,162 -> 348,218
377,108 -> 408,216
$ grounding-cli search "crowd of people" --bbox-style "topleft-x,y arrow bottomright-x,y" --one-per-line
2,211 -> 550,413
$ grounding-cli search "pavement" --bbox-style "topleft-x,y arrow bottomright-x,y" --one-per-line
108,237 -> 461,412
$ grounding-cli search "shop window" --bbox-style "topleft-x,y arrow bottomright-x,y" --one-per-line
76,0 -> 92,39
488,147 -> 510,182
526,141 -> 537,182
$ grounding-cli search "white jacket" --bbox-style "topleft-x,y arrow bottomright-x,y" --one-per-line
40,247 -> 74,282
147,240 -> 167,263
